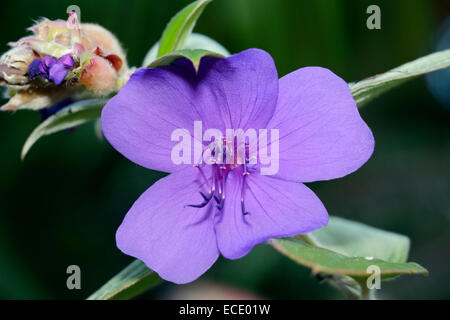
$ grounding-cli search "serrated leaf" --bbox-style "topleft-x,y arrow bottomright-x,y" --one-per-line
142,33 -> 230,67
157,0 -> 212,58
87,260 -> 162,300
351,49 -> 450,106
303,216 -> 410,263
270,237 -> 428,278
148,49 -> 224,72
21,98 -> 106,159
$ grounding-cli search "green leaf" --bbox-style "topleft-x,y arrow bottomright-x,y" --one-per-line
143,33 -> 230,67
270,216 -> 428,278
157,0 -> 212,58
148,49 -> 224,72
303,216 -> 410,263
21,98 -> 106,160
87,260 -> 162,300
351,49 -> 450,106
270,237 -> 428,278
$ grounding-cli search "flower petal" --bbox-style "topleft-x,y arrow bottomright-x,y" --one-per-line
102,61 -> 212,173
28,59 -> 42,80
116,166 -> 219,284
215,169 -> 328,259
101,49 -> 278,173
49,63 -> 69,85
57,53 -> 75,68
266,67 -> 374,182
197,48 -> 278,130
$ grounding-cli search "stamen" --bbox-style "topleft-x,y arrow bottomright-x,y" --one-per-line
243,141 -> 250,176
185,191 -> 213,208
210,144 -> 216,164
241,167 -> 250,215
241,198 -> 250,215
199,191 -> 213,202
221,137 -> 227,169
216,193 -> 225,210
214,167 -> 221,204
186,165 -> 215,208
195,165 -> 212,190
216,170 -> 226,210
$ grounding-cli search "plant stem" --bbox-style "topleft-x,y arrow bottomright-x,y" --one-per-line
358,279 -> 375,300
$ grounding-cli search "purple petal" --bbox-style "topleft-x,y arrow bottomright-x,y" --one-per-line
116,166 -> 219,284
41,56 -> 57,72
48,63 -> 69,85
102,64 -> 205,173
197,48 -> 278,130
28,59 -> 42,80
266,67 -> 374,183
101,49 -> 278,173
215,169 -> 328,259
57,54 -> 75,68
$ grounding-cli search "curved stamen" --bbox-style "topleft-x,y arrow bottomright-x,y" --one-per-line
243,141 -> 250,176
216,180 -> 225,210
186,191 -> 213,208
216,169 -> 226,210
214,166 -> 221,204
221,137 -> 227,169
216,194 -> 225,210
200,191 -> 213,201
241,141 -> 250,215
186,165 -> 215,208
195,165 -> 211,190
186,140 -> 252,213
241,199 -> 250,215
241,174 -> 250,215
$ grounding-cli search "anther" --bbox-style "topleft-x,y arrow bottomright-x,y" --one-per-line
216,197 -> 225,210
240,172 -> 251,215
221,137 -> 227,169
216,176 -> 225,210
243,141 -> 250,176
186,166 -> 215,209
185,191 -> 213,208
241,199 -> 250,215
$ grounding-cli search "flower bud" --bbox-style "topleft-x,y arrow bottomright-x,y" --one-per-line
0,46 -> 36,87
0,15 -> 129,111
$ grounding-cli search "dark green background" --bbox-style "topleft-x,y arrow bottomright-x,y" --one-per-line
0,0 -> 449,299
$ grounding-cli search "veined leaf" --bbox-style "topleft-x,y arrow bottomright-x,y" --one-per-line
21,98 -> 106,159
157,0 -> 212,58
148,49 -> 224,72
270,216 -> 428,278
87,260 -> 162,300
270,238 -> 427,278
351,49 -> 450,106
143,33 -> 230,67
303,216 -> 410,263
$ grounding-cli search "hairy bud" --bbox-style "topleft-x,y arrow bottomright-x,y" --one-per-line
0,15 -> 129,111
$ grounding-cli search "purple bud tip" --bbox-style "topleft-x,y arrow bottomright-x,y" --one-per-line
41,56 -> 57,72
57,54 -> 75,68
49,63 -> 70,85
27,54 -> 75,85
28,59 -> 42,80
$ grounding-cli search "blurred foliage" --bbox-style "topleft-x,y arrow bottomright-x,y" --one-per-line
0,0 -> 449,299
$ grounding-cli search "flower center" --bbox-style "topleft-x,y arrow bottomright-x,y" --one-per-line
186,138 -> 251,215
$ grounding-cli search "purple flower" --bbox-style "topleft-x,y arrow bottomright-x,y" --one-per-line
101,49 -> 374,284
48,54 -> 75,85
27,59 -> 42,80
27,54 -> 74,85
41,56 -> 57,72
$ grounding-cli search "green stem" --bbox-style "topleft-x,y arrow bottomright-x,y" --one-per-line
358,279 -> 375,300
